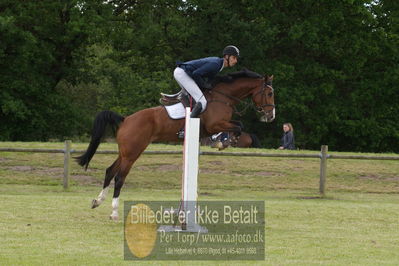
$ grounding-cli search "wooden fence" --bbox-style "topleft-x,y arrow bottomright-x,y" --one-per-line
1,141 -> 398,195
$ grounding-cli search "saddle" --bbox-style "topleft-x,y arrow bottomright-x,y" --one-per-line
159,89 -> 196,108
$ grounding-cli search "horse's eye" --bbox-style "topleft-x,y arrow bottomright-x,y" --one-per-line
268,92 -> 273,97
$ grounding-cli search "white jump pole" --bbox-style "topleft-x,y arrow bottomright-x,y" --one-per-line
181,107 -> 204,232
159,107 -> 207,233
182,107 -> 200,205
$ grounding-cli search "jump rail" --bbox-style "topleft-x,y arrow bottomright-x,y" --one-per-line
1,142 -> 398,194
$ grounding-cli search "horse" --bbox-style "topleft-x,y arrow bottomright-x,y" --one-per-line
75,70 -> 275,220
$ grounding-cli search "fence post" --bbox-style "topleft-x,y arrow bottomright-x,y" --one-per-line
319,145 -> 328,196
63,140 -> 71,190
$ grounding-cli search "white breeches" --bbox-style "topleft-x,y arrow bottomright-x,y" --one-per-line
174,67 -> 207,112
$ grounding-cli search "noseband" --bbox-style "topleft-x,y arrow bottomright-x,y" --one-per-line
253,79 -> 275,114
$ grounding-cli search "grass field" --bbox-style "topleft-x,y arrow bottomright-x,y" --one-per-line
1,142 -> 398,265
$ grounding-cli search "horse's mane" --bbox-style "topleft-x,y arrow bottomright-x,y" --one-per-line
211,68 -> 263,86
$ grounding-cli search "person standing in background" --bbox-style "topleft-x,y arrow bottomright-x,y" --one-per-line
279,123 -> 295,150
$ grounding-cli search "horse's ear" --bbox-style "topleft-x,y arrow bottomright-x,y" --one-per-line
265,74 -> 274,85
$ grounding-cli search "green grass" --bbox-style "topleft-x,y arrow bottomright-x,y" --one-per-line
1,142 -> 399,265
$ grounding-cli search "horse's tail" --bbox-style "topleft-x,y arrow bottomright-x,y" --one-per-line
249,133 -> 261,148
75,111 -> 125,170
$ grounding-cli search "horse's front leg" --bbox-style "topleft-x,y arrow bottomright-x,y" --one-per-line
229,120 -> 244,131
221,122 -> 242,149
206,121 -> 242,150
227,121 -> 245,147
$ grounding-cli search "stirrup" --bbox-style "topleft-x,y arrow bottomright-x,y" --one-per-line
177,129 -> 185,139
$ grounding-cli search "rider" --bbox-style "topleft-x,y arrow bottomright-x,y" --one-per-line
174,45 -> 240,118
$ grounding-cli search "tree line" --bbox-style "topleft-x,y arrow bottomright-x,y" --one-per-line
1,0 -> 398,152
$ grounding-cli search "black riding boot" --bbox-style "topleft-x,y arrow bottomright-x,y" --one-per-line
190,102 -> 202,118
177,102 -> 203,138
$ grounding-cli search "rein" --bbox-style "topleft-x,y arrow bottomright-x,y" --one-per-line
208,89 -> 249,116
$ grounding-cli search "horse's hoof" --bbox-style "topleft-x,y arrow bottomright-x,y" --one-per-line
91,199 -> 99,209
109,215 -> 119,221
215,141 -> 223,150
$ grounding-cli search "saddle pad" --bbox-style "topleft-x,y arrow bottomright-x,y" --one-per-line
164,102 -> 186,119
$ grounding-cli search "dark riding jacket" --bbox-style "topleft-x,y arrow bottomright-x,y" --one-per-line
177,57 -> 224,89
281,131 -> 295,150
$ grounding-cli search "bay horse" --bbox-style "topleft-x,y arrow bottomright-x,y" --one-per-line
76,70 -> 275,220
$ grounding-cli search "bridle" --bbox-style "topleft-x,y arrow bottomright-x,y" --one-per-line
209,78 -> 275,116
252,79 -> 275,115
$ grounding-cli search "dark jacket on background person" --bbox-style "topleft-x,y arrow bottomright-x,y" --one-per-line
177,57 -> 224,89
281,131 -> 295,150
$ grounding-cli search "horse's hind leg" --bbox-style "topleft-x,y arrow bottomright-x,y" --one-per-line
92,157 -> 121,209
110,157 -> 135,221
107,111 -> 157,220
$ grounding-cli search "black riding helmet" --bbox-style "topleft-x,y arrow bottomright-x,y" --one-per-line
222,45 -> 240,57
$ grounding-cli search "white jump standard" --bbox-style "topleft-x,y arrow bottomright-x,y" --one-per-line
159,107 -> 207,233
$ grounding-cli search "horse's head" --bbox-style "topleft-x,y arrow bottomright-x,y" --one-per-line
210,70 -> 275,122
252,75 -> 275,123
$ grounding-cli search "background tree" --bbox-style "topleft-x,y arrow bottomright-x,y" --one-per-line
0,0 -> 112,140
1,0 -> 398,152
